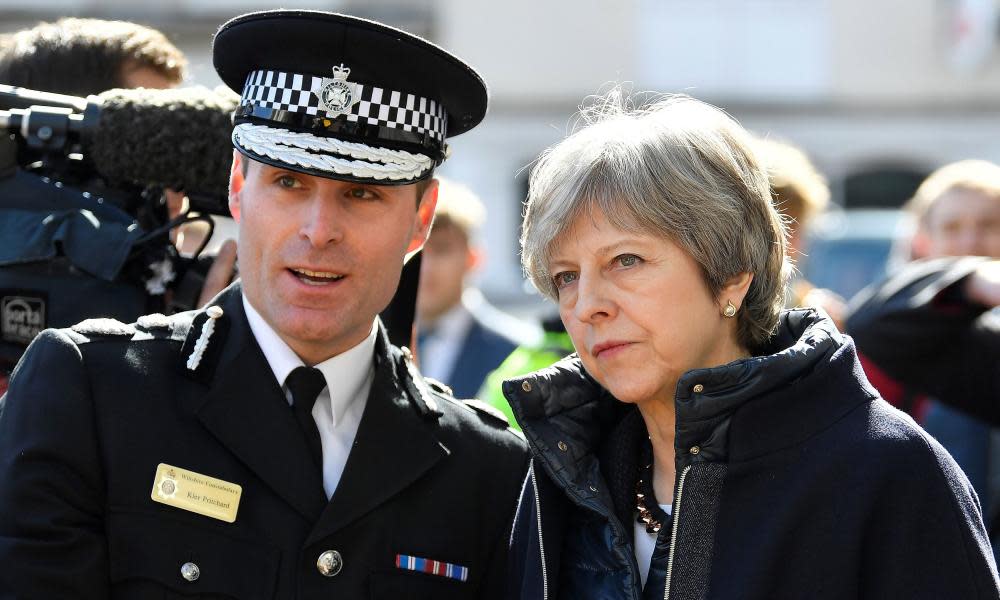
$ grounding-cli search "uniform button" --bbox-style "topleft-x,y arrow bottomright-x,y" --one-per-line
557,441 -> 568,452
317,550 -> 343,577
692,384 -> 704,393
690,446 -> 701,455
521,381 -> 532,392
180,562 -> 200,582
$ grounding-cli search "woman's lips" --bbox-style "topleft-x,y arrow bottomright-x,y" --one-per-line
591,340 -> 633,358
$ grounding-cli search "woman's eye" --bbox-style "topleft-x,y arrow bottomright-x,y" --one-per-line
617,254 -> 640,267
554,271 -> 578,288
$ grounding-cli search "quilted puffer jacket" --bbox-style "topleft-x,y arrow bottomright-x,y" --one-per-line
505,309 -> 1000,600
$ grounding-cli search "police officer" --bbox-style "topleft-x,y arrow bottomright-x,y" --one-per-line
0,10 -> 528,599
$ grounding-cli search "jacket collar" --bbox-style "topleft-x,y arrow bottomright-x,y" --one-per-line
505,309 -> 877,501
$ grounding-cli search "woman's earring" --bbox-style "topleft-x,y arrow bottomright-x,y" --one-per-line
722,300 -> 737,318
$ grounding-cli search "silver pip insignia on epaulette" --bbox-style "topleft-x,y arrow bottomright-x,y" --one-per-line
186,306 -> 223,371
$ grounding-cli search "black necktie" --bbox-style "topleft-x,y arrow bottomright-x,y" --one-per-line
285,366 -> 326,473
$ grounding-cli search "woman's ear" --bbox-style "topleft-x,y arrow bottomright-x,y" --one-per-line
720,271 -> 754,313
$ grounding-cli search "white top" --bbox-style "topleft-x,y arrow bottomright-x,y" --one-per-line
417,301 -> 473,383
634,503 -> 673,589
243,295 -> 375,499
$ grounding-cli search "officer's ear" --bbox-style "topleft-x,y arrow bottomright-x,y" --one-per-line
407,178 -> 439,254
228,151 -> 245,223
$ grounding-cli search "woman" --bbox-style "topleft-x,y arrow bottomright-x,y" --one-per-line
504,93 -> 999,599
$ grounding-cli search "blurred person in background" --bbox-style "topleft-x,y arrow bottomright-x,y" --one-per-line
906,160 -> 1000,261
0,17 -> 185,95
753,136 -> 847,326
848,160 -> 1000,545
505,92 -> 998,599
415,177 -> 538,398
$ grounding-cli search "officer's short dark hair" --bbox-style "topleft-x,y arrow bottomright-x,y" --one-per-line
0,17 -> 186,96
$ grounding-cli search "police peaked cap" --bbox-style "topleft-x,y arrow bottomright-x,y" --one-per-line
213,10 -> 488,185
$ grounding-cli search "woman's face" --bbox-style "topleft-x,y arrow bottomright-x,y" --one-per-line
547,209 -> 748,407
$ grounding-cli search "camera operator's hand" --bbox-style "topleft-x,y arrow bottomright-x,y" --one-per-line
197,239 -> 238,307
166,189 -> 213,254
965,259 -> 1000,308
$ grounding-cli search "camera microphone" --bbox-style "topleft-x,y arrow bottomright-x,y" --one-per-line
0,84 -> 87,112
0,85 -> 239,214
89,86 -> 238,204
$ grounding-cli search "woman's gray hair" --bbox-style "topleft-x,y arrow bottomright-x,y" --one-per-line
521,91 -> 790,351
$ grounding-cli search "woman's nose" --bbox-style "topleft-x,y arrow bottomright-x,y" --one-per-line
573,274 -> 615,324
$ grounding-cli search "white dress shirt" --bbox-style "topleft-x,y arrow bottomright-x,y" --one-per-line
243,295 -> 375,499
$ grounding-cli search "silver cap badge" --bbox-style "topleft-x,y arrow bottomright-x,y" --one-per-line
317,64 -> 359,116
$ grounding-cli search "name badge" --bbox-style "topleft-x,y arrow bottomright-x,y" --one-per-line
150,463 -> 242,523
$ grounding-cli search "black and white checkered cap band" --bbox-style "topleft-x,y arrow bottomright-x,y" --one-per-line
240,69 -> 447,141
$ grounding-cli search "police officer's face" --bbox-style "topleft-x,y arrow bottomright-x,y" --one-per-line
229,156 -> 437,364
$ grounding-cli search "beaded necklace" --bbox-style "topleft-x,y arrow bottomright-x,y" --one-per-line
635,447 -> 670,534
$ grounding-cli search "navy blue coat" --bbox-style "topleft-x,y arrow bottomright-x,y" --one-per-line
505,310 -> 1000,599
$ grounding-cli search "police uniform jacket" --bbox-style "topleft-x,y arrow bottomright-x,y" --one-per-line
0,283 -> 529,599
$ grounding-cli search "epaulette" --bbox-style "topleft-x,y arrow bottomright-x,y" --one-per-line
71,318 -> 136,337
462,398 -> 511,428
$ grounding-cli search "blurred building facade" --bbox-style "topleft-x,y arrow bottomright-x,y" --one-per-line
3,0 -> 1000,310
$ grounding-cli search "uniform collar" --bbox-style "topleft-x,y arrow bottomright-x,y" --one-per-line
242,294 -> 377,424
